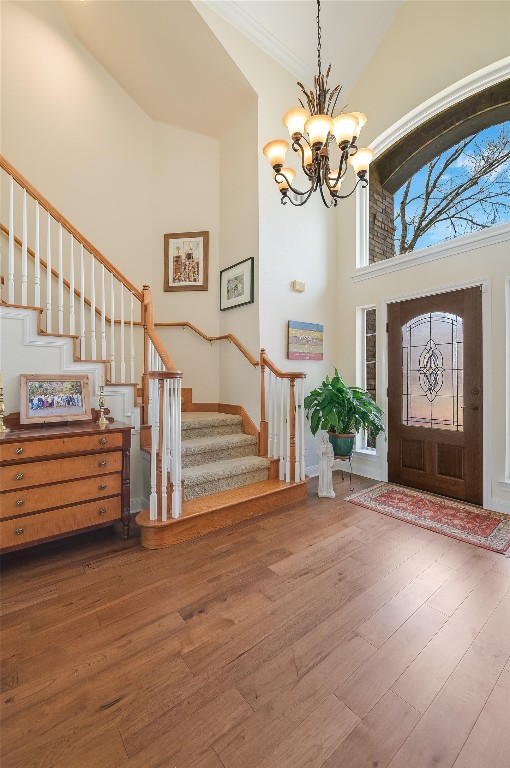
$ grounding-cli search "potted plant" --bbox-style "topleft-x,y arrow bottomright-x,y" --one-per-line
304,369 -> 385,457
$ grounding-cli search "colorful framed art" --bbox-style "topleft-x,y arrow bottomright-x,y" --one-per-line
288,321 -> 324,360
164,231 -> 209,292
220,258 -> 254,311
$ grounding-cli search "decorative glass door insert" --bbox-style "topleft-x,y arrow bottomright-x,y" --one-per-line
402,312 -> 463,431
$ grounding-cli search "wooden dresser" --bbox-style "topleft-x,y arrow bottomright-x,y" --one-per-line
0,421 -> 132,553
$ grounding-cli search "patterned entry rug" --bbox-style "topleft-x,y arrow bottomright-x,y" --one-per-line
347,483 -> 510,555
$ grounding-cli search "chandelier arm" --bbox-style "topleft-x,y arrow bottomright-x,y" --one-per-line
318,178 -> 337,209
282,186 -> 316,207
292,138 -> 315,179
332,175 -> 368,200
274,171 -> 313,198
326,150 -> 349,191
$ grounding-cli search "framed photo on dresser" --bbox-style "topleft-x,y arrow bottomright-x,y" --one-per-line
20,374 -> 91,425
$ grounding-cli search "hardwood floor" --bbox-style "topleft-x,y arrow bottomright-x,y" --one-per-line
1,473 -> 509,768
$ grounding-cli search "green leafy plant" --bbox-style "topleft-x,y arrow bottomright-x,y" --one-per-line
304,369 -> 385,437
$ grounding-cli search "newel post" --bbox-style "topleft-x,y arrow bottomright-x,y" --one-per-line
259,348 -> 268,457
289,377 -> 296,482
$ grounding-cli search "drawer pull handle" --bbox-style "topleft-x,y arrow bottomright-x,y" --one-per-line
15,473 -> 24,481
15,447 -> 24,455
15,527 -> 24,536
99,483 -> 107,491
15,500 -> 24,508
99,438 -> 107,445
98,508 -> 106,516
99,460 -> 107,468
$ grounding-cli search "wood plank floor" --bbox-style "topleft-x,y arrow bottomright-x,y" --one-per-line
1,473 -> 510,768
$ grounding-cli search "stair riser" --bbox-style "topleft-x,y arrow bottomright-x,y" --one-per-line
182,443 -> 257,468
184,468 -> 269,501
181,424 -> 243,440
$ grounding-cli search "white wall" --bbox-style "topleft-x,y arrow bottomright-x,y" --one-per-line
150,120 -> 221,403
0,0 -> 153,290
196,4 -> 338,462
334,1 -> 510,511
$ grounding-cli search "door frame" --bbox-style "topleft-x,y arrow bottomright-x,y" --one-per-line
379,277 -> 492,509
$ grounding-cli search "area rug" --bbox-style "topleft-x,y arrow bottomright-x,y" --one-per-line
346,483 -> 510,555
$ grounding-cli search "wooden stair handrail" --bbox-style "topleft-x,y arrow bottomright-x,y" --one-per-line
0,224 -> 142,327
260,350 -> 306,379
154,322 -> 259,367
0,155 -> 143,302
146,328 -> 179,372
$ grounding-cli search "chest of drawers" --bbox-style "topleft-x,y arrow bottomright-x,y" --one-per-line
0,421 -> 132,552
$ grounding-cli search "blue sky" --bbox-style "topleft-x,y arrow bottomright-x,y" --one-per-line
393,122 -> 510,253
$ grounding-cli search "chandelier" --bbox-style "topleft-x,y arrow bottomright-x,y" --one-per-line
262,0 -> 374,208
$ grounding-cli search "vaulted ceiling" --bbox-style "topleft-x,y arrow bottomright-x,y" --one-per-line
58,0 -> 402,138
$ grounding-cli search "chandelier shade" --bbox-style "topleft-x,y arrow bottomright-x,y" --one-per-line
262,0 -> 374,208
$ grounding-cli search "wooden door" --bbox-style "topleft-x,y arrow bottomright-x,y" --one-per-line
388,287 -> 483,504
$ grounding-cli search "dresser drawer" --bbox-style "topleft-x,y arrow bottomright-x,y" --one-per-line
0,473 -> 122,519
0,496 -> 120,550
0,431 -> 123,463
0,451 -> 122,492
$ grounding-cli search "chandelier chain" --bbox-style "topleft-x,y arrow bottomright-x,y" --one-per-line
316,0 -> 322,79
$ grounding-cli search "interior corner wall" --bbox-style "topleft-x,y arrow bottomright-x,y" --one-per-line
218,97 -> 260,419
1,0 -> 223,405
195,4 -> 339,464
150,121 -> 221,403
334,0 -> 510,510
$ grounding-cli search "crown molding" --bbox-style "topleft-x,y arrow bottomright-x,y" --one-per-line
199,0 -> 312,84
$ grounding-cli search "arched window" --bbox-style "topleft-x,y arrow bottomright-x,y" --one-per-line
368,77 -> 510,264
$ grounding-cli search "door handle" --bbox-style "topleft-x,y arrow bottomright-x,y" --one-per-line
461,404 -> 479,410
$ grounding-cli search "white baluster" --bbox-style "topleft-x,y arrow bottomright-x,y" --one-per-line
110,271 -> 116,381
90,254 -> 96,358
300,378 -> 306,481
46,210 -> 52,332
8,177 -> 15,303
34,202 -> 41,307
69,238 -> 75,335
172,377 -> 182,518
272,371 -> 278,459
286,380 -> 291,482
148,341 -> 154,421
279,376 -> 285,481
295,379 -> 301,482
120,284 -> 126,383
267,372 -> 273,458
101,264 -> 106,360
79,245 -> 86,358
130,292 -> 135,383
58,224 -> 63,333
161,379 -> 168,522
149,377 -> 158,521
21,188 -> 28,305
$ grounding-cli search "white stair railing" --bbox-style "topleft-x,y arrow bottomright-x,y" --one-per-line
0,155 -> 144,383
260,350 -> 306,482
146,333 -> 182,521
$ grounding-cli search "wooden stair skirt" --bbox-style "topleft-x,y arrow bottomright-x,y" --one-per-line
136,479 -> 307,549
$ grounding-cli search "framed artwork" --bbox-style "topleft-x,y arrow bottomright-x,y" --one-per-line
164,231 -> 209,291
20,374 -> 92,425
288,321 -> 324,360
220,257 -> 254,311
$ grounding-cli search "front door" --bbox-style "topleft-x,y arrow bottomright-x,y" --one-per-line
387,287 -> 483,505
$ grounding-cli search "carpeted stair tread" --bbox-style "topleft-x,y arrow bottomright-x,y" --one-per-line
181,412 -> 243,438
182,455 -> 270,500
182,455 -> 269,485
181,432 -> 257,467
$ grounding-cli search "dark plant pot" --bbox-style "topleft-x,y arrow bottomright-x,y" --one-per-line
328,432 -> 355,458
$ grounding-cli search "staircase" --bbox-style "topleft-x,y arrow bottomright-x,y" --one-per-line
0,155 -> 308,550
181,413 -> 269,499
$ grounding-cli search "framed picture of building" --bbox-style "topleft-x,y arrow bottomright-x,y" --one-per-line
20,374 -> 92,424
220,257 -> 254,311
164,231 -> 209,292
